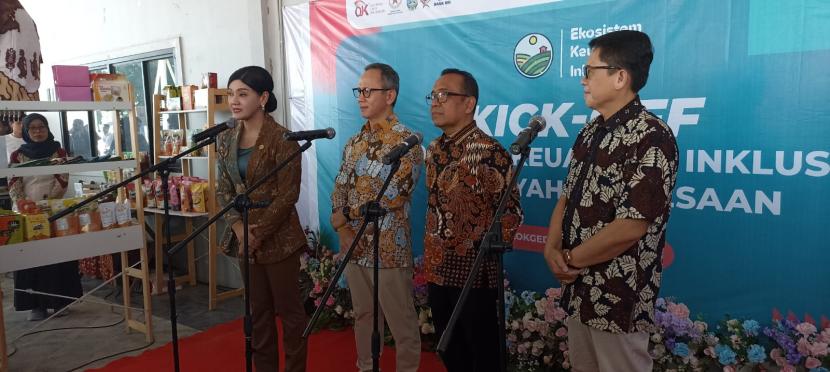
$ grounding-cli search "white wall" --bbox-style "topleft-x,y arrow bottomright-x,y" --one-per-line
22,0 -> 274,112
19,0 -> 295,289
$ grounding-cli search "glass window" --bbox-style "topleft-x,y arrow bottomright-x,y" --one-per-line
113,61 -> 150,154
65,111 -> 93,158
146,57 -> 180,131
81,53 -> 176,158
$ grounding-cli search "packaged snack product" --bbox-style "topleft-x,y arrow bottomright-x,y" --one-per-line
78,202 -> 102,233
99,202 -> 117,229
24,213 -> 50,240
0,210 -> 24,245
115,199 -> 132,227
180,181 -> 192,213
191,182 -> 207,213
144,180 -> 156,208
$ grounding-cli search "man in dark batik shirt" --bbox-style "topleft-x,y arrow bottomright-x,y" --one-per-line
543,31 -> 679,372
424,68 -> 523,372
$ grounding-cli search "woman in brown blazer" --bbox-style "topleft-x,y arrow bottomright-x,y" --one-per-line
217,66 -> 308,372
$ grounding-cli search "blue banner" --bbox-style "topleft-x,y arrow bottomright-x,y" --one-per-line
301,0 -> 830,322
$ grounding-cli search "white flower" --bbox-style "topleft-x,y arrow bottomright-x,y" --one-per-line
335,305 -> 343,315
651,333 -> 663,343
653,344 -> 666,358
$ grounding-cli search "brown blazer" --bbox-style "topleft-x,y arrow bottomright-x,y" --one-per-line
216,115 -> 306,264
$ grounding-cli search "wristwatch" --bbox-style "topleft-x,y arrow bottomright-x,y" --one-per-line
563,249 -> 573,266
342,206 -> 352,222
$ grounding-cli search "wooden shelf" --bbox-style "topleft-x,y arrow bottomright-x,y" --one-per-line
0,100 -> 132,111
0,160 -> 136,178
157,155 -> 209,160
142,207 -> 209,218
160,108 -> 208,114
0,225 -> 143,273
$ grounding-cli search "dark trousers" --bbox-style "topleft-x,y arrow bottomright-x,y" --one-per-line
14,261 -> 82,311
248,249 -> 308,372
428,283 -> 500,372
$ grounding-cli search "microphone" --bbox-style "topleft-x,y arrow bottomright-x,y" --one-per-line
382,133 -> 423,165
509,115 -> 546,155
192,119 -> 236,143
283,128 -> 336,141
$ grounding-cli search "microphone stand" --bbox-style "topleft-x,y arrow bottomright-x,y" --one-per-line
302,159 -> 402,372
167,139 -> 314,372
435,146 -> 530,372
50,136 -> 218,372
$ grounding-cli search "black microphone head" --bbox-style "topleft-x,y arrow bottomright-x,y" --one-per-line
407,132 -> 423,146
528,115 -> 546,131
325,127 -> 336,139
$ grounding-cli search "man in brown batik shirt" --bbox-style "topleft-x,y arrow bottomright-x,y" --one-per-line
543,31 -> 679,372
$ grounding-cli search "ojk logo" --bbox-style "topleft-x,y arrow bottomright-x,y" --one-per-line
355,0 -> 369,17
514,33 -> 553,78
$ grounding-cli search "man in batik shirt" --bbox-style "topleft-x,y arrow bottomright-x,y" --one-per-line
330,63 -> 422,372
543,31 -> 679,372
424,68 -> 523,372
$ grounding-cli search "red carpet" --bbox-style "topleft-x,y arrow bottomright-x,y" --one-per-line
88,319 -> 446,372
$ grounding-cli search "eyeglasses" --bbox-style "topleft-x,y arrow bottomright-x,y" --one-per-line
27,125 -> 48,132
425,91 -> 470,105
582,64 -> 622,79
352,87 -> 391,98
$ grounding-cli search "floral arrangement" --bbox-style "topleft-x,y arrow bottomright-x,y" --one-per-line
505,285 -> 570,372
649,298 -> 710,371
300,229 -> 829,371
763,314 -> 830,372
299,229 -> 353,331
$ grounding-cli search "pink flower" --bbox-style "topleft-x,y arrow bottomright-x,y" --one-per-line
559,341 -> 568,352
562,361 -> 570,369
781,365 -> 796,372
313,283 -> 322,294
545,288 -> 562,298
326,297 -> 335,306
796,322 -> 818,337
723,366 -> 735,372
704,346 -> 716,358
553,307 -> 567,322
809,341 -> 828,357
555,327 -> 568,338
797,338 -> 811,356
314,298 -> 321,307
667,302 -> 690,319
805,357 -> 822,369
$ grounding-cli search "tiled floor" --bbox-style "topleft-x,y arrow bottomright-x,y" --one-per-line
2,273 -> 245,371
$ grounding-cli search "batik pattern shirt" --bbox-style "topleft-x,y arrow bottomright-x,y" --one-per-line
560,97 -> 679,334
331,115 -> 423,268
424,122 -> 523,289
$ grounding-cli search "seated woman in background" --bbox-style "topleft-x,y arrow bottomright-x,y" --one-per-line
9,113 -> 81,321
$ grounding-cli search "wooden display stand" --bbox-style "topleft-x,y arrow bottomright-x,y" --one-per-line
0,95 -> 153,372
148,88 -> 243,309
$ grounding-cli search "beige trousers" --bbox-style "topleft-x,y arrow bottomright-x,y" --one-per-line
565,316 -> 653,372
345,263 -> 421,372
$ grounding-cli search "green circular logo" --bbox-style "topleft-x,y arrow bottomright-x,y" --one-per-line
514,33 -> 553,78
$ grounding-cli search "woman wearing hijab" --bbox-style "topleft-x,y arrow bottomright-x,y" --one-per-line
9,113 -> 81,321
